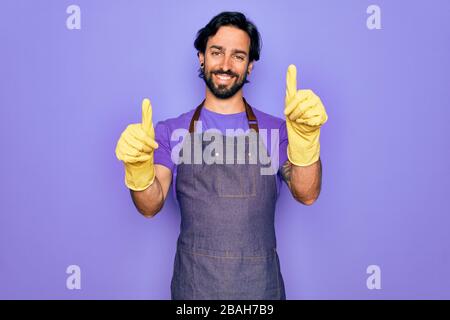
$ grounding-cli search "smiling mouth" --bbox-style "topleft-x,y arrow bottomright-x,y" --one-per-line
214,73 -> 235,83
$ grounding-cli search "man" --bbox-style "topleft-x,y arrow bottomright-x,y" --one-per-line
115,11 -> 328,300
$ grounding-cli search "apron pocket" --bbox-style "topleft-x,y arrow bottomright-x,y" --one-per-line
217,163 -> 257,198
193,162 -> 257,198
176,247 -> 281,300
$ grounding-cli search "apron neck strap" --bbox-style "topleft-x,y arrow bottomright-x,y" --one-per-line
188,98 -> 259,133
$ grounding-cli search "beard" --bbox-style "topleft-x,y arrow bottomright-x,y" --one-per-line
202,67 -> 248,99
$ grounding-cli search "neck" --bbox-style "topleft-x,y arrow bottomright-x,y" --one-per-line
203,88 -> 245,114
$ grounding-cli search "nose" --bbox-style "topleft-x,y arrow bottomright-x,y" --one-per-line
219,54 -> 232,72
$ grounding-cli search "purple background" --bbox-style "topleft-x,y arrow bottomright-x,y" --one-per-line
1,0 -> 449,299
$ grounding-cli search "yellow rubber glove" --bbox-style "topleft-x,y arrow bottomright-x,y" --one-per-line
284,64 -> 328,166
115,98 -> 159,191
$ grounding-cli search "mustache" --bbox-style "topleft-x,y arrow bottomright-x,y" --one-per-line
211,70 -> 238,78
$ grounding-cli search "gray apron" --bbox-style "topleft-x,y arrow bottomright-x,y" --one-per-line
171,98 -> 286,300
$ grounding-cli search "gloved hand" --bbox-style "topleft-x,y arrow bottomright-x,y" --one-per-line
284,64 -> 328,166
115,98 -> 159,191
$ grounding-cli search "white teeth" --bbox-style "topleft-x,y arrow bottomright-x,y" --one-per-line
216,74 -> 232,80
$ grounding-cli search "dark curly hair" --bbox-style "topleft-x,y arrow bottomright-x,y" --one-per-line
194,11 -> 262,63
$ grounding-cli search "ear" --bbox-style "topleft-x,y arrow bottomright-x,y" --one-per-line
198,52 -> 205,66
247,61 -> 254,75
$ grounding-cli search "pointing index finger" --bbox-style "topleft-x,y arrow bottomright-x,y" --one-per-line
286,64 -> 298,100
141,98 -> 153,134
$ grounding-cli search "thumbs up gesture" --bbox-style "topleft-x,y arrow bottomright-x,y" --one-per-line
284,64 -> 328,166
115,98 -> 159,191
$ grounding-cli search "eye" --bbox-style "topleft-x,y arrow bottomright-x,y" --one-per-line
211,51 -> 221,56
235,55 -> 245,61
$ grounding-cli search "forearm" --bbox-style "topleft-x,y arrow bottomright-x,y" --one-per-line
281,158 -> 322,205
130,177 -> 165,218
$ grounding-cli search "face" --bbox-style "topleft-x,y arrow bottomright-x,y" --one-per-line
199,26 -> 254,99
